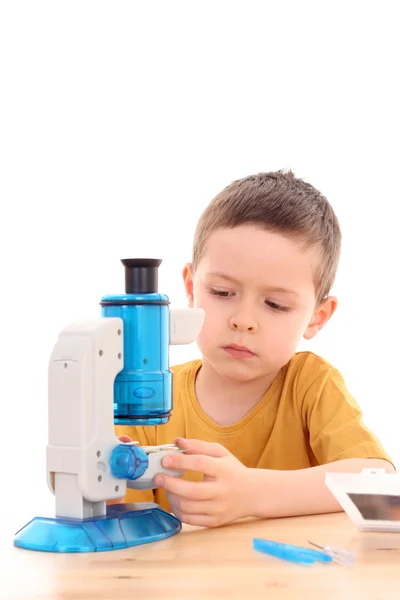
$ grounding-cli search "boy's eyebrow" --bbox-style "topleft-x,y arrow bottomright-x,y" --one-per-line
205,272 -> 300,297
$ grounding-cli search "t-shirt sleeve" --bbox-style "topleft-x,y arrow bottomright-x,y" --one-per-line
301,366 -> 393,467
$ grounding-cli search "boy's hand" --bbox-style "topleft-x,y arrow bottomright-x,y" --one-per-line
153,438 -> 257,527
117,435 -> 132,443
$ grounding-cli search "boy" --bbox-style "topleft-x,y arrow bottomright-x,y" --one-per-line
115,170 -> 394,527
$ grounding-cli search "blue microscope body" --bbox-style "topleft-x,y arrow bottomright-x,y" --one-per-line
102,259 -> 172,427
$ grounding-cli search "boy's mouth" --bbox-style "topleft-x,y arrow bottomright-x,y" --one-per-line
222,344 -> 257,359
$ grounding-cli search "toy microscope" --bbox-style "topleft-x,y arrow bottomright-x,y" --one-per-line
14,259 -> 204,553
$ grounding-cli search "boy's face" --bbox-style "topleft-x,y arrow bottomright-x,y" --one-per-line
183,225 -> 336,382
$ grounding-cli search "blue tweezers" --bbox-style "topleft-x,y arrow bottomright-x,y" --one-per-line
253,538 -> 333,565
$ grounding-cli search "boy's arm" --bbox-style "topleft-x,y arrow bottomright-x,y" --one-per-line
258,365 -> 396,519
153,439 -> 395,527
250,457 -> 395,519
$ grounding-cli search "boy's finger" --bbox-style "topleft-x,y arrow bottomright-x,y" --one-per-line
117,435 -> 132,443
153,473 -> 216,500
168,493 -> 217,516
169,508 -> 219,528
161,452 -> 221,476
175,438 -> 231,458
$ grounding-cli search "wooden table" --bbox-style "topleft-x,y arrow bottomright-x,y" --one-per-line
4,512 -> 400,599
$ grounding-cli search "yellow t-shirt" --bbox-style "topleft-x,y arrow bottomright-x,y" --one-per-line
114,351 -> 391,512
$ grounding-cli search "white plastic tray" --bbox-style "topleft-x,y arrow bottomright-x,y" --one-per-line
325,468 -> 400,532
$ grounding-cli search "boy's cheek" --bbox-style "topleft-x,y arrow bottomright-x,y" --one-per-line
196,327 -> 213,352
196,322 -> 221,356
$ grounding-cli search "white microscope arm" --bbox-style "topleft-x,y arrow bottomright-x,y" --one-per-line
47,317 -> 128,520
46,309 -> 204,521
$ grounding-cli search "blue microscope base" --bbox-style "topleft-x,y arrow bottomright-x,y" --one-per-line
14,503 -> 181,553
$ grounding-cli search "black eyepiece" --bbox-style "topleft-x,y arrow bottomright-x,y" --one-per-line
121,258 -> 162,294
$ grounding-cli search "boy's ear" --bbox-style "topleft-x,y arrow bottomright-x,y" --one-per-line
303,296 -> 338,340
182,263 -> 194,308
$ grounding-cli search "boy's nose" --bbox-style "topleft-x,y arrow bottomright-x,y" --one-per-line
229,311 -> 258,332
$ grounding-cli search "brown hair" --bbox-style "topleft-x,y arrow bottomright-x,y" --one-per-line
192,170 -> 341,305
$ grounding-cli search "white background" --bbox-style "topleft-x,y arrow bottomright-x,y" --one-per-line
0,1 -> 399,536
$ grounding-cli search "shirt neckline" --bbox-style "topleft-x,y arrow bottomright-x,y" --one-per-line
185,360 -> 285,435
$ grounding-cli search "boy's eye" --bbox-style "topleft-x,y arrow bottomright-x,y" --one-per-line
209,288 -> 233,298
265,300 -> 289,312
